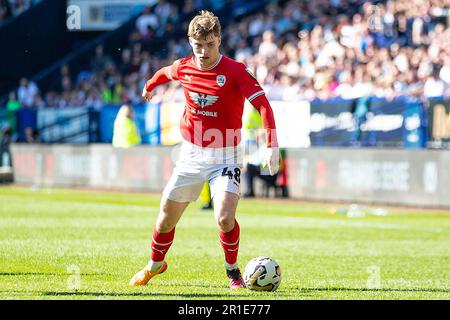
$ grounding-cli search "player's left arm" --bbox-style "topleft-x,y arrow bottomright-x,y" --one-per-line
249,94 -> 280,176
239,66 -> 280,176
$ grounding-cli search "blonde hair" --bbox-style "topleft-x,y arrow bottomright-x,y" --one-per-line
188,10 -> 221,40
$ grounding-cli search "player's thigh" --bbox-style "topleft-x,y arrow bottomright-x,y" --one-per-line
162,169 -> 205,203
156,196 -> 189,232
158,170 -> 204,232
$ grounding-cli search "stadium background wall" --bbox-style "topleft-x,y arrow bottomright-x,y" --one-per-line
8,96 -> 442,147
10,144 -> 450,208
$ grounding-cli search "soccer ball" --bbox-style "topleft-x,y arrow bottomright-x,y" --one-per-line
243,256 -> 281,291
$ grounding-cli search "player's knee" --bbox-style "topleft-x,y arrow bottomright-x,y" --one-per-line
217,214 -> 235,232
155,218 -> 175,233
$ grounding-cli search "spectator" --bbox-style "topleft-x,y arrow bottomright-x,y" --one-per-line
258,30 -> 278,59
199,181 -> 213,210
59,64 -> 72,92
17,77 -> 39,107
91,45 -> 111,73
112,104 -> 141,148
136,6 -> 158,38
0,125 -> 13,168
243,134 -> 278,198
6,91 -> 20,112
439,56 -> 450,85
424,70 -> 446,98
25,127 -> 39,143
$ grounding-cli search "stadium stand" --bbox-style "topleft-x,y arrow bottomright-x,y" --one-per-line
0,0 -> 41,25
1,0 -> 450,147
4,0 -> 450,111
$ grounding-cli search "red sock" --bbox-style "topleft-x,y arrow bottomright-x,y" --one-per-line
150,227 -> 175,262
219,219 -> 240,265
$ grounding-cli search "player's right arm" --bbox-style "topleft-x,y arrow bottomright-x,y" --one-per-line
142,60 -> 180,101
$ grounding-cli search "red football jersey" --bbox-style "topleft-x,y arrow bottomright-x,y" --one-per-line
166,55 -> 268,147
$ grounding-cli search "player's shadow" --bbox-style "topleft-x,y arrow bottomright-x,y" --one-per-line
158,283 -> 232,289
41,291 -> 253,298
0,272 -> 55,276
0,272 -> 106,276
295,287 -> 450,293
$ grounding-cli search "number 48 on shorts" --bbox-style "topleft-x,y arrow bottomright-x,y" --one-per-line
221,167 -> 241,183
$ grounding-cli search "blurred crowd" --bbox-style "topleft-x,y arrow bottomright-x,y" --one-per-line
248,0 -> 450,101
0,0 -> 39,24
5,0 -> 450,112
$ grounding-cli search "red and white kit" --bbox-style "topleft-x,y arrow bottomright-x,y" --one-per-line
145,54 -> 277,202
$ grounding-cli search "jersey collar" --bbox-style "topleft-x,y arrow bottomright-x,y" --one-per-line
194,54 -> 223,71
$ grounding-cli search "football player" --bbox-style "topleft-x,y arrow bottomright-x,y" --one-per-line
130,10 -> 279,289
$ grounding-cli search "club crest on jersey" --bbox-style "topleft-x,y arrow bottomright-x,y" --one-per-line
188,91 -> 219,108
216,75 -> 226,87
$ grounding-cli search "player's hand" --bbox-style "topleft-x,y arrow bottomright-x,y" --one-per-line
263,147 -> 280,176
142,87 -> 154,102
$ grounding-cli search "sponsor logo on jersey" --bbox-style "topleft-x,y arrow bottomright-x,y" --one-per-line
216,75 -> 226,87
184,74 -> 192,82
191,109 -> 218,117
188,91 -> 219,108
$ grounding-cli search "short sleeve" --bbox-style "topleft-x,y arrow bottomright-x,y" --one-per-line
237,64 -> 266,102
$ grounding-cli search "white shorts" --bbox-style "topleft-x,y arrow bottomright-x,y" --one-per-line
163,140 -> 243,202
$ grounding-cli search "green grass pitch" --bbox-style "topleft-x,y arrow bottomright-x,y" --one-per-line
0,185 -> 449,300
